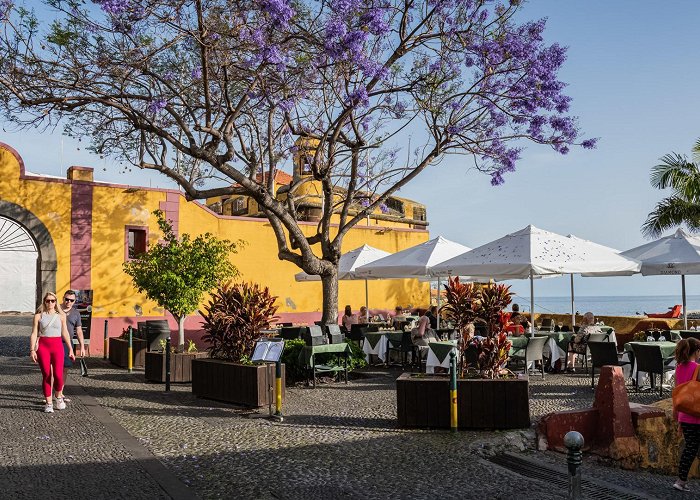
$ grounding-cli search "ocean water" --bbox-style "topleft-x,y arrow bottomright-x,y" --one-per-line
510,295 -> 700,317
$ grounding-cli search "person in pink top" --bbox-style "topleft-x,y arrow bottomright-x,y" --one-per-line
673,337 -> 700,492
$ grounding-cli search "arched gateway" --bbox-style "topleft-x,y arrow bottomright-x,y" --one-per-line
0,200 -> 57,311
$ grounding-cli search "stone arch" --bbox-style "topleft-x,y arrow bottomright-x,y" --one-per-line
0,200 -> 57,306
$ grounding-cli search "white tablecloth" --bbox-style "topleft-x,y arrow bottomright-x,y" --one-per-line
362,335 -> 388,362
540,337 -> 563,369
621,352 -> 676,383
425,342 -> 459,374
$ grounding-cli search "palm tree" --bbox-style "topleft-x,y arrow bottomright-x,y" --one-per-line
643,139 -> 700,238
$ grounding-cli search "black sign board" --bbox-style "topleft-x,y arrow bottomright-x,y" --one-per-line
251,338 -> 284,363
74,289 -> 93,340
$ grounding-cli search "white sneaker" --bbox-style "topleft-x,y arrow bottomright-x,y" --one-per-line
44,403 -> 54,413
55,397 -> 66,410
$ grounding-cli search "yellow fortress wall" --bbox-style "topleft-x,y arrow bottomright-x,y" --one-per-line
0,143 -> 430,352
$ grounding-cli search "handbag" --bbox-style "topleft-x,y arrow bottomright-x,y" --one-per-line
672,365 -> 700,417
79,357 -> 88,377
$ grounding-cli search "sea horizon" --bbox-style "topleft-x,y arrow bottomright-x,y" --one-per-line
508,294 -> 700,317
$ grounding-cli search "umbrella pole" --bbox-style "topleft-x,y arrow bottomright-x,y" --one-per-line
570,274 -> 576,328
365,279 -> 369,315
530,271 -> 535,337
682,274 -> 688,330
437,276 -> 442,330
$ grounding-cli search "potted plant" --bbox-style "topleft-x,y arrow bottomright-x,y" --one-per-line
145,339 -> 208,383
397,279 -> 530,430
192,281 -> 284,407
108,327 -> 148,368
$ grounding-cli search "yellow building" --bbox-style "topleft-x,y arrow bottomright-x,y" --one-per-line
0,142 -> 430,353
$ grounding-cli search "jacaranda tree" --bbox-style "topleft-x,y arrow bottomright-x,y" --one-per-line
0,0 -> 595,323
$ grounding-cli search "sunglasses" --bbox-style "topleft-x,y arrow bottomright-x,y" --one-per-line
64,298 -> 75,303
45,299 -> 56,303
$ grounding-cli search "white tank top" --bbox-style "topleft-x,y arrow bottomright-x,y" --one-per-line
39,312 -> 62,338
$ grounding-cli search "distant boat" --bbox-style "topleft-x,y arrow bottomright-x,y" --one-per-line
646,304 -> 683,319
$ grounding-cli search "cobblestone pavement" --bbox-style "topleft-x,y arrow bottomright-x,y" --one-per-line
0,316 -> 185,500
1,316 -> 691,499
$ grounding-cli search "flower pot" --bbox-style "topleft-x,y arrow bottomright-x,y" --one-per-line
396,373 -> 530,429
108,337 -> 147,368
191,358 -> 286,407
145,351 -> 209,383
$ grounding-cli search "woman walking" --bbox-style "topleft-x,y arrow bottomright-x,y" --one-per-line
673,337 -> 700,491
29,292 -> 75,413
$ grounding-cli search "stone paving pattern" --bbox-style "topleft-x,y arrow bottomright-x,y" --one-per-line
1,315 -> 694,499
0,316 -> 169,500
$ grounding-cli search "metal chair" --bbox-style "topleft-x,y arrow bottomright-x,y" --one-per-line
510,335 -> 548,379
280,326 -> 306,340
587,341 -> 630,388
630,343 -> 675,396
680,330 -> 700,340
386,331 -> 415,367
566,333 -> 590,373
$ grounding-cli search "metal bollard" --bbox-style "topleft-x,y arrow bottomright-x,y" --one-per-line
165,338 -> 171,392
449,350 -> 458,432
274,359 -> 283,421
103,320 -> 108,360
127,326 -> 133,373
564,431 -> 584,499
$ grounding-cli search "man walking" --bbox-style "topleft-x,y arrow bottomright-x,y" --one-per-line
62,290 -> 86,358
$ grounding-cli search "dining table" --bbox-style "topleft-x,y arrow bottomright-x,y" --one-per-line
622,340 -> 677,382
362,331 -> 389,362
425,340 -> 459,374
507,333 -> 565,369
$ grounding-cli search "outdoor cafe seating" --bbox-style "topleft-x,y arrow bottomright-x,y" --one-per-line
587,341 -> 630,388
509,335 -> 548,379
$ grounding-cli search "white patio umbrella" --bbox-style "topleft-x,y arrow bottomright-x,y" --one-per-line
294,244 -> 391,312
355,236 -> 471,327
430,225 -> 642,333
621,228 -> 700,329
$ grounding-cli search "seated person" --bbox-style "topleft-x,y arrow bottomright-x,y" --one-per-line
358,306 -> 370,324
411,310 -> 437,347
426,305 -> 438,330
566,311 -> 600,370
341,305 -> 357,332
392,306 -> 404,329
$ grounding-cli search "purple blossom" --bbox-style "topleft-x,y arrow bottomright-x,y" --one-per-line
93,0 -> 131,16
346,86 -> 369,108
0,0 -> 12,20
359,198 -> 370,208
258,0 -> 295,29
147,98 -> 167,114
379,203 -> 389,214
581,138 -> 598,149
191,67 -> 202,80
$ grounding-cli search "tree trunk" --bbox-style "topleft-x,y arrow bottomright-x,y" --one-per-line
178,315 -> 186,350
320,268 -> 339,325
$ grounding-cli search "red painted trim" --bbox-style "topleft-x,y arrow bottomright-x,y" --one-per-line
124,225 -> 149,262
70,183 -> 93,290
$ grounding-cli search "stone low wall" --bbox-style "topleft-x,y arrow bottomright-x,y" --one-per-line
532,313 -> 683,335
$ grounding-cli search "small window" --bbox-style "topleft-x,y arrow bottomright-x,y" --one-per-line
126,227 -> 147,259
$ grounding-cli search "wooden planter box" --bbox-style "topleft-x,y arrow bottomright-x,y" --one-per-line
145,351 -> 209,383
396,373 -> 530,429
192,358 -> 286,408
108,337 -> 147,368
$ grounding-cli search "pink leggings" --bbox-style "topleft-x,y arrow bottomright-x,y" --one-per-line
36,337 -> 65,398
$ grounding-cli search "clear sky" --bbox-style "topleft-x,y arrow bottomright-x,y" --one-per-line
3,0 -> 700,299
